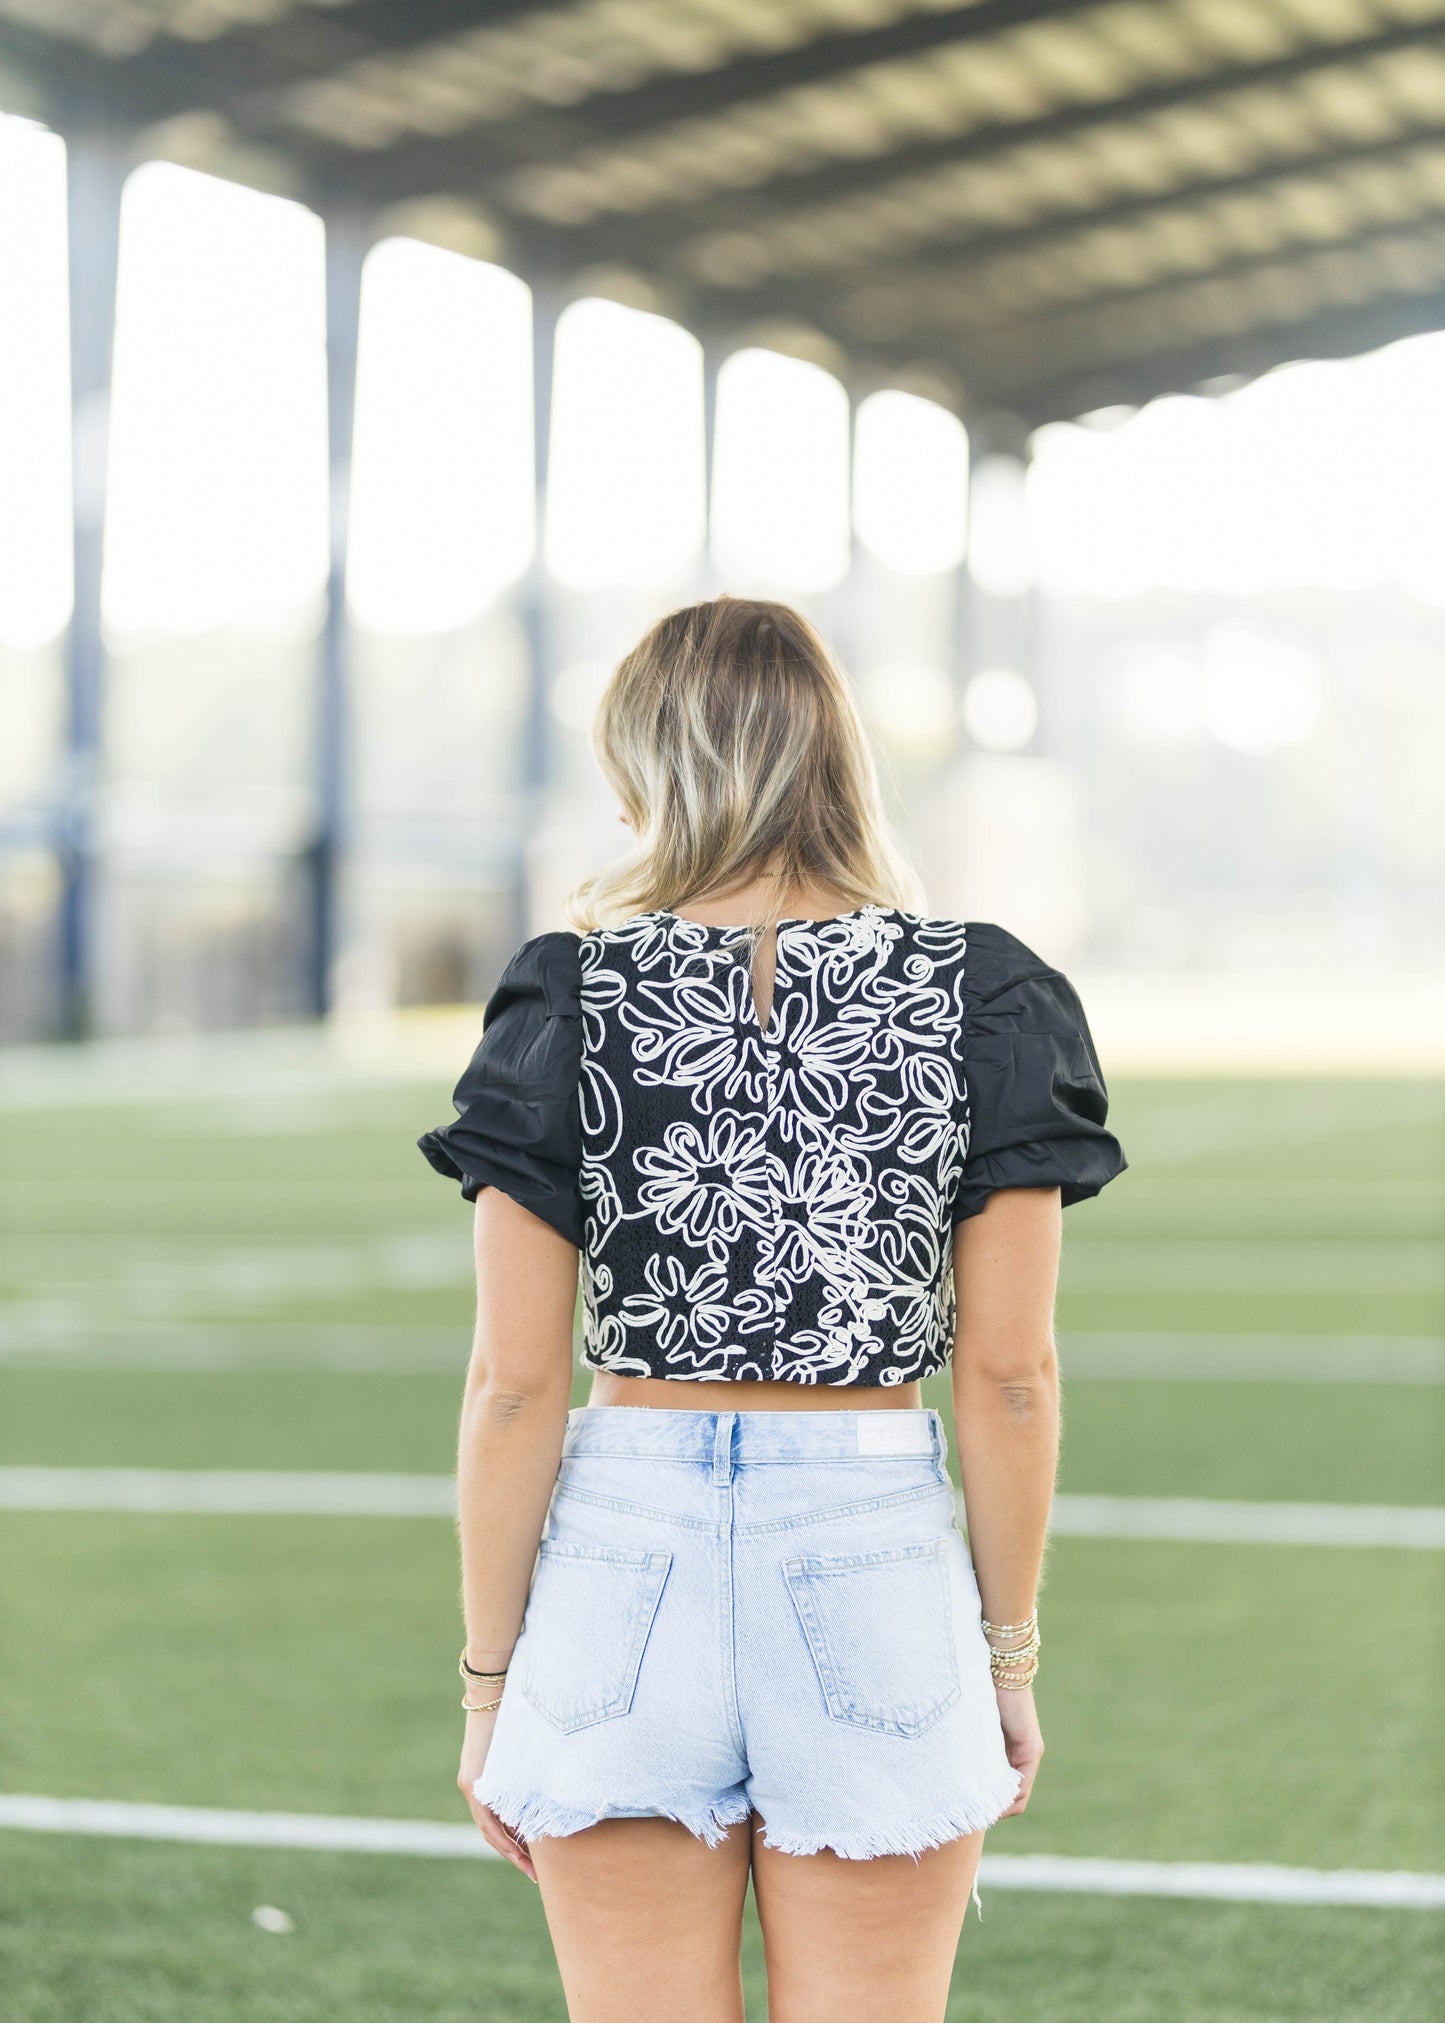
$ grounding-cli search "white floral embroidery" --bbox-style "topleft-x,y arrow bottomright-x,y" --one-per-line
575,907 -> 972,1386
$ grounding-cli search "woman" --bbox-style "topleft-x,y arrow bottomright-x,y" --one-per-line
419,595 -> 1127,2023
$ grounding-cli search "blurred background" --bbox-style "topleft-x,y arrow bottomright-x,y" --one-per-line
0,5 -> 1441,2021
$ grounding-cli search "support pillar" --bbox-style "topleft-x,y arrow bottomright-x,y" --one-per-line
58,131 -> 127,1041
306,208 -> 367,1020
512,276 -> 563,949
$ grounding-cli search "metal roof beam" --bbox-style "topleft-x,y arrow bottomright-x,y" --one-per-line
0,4 -> 553,125
699,126 -> 1445,318
974,284 -> 1445,423
256,0 -> 1098,164
675,220 -> 1445,422
519,19 -> 1445,265
526,0 -> 1095,136
943,216 -> 1445,342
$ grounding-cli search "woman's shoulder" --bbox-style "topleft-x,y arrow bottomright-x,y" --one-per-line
895,912 -> 1049,978
892,913 -> 1089,1024
940,918 -> 1098,1037
491,928 -> 584,1016
961,918 -> 1057,986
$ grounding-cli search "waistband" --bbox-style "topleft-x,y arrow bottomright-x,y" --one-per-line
561,1405 -> 947,1475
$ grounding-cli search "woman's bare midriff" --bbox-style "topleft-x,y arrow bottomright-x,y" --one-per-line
586,1370 -> 924,1412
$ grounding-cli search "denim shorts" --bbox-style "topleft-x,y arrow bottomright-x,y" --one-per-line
476,1406 -> 1023,1883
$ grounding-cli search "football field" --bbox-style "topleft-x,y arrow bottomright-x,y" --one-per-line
1,1051 -> 1441,2021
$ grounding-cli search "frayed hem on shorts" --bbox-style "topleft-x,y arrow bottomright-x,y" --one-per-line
476,1784 -> 754,1851
755,1760 -> 1024,1866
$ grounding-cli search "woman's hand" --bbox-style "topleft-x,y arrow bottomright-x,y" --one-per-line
458,1706 -> 537,1881
993,1684 -> 1044,1818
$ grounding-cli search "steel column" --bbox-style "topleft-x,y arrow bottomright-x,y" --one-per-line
58,130 -> 127,1040
512,276 -> 563,949
306,208 -> 367,1019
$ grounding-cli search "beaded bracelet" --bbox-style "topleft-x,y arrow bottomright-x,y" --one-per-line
982,1608 -> 1041,1688
981,1611 -> 1038,1641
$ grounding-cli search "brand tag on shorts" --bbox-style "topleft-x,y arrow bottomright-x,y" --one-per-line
856,1415 -> 934,1456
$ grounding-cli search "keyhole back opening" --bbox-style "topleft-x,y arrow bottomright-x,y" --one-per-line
748,925 -> 779,1035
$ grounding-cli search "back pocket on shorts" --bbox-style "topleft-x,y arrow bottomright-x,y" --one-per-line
518,1541 -> 673,1734
784,1537 -> 959,1739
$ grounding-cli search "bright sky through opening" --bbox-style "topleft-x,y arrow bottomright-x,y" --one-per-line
0,117 -> 71,650
544,297 -> 705,591
854,391 -> 968,575
710,348 -> 851,593
103,160 -> 328,638
347,237 -> 533,634
1028,330 -> 1445,604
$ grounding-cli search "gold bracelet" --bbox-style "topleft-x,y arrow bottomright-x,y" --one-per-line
462,1693 -> 504,1714
994,1669 -> 1038,1690
981,1611 -> 1038,1640
459,1652 -> 509,1686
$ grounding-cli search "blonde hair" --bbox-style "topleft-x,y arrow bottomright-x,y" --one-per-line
564,595 -> 926,936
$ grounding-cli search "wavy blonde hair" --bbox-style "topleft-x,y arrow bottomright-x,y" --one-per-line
564,595 -> 926,936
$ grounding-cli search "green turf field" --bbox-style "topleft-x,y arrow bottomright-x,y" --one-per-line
2,1065 -> 1442,2021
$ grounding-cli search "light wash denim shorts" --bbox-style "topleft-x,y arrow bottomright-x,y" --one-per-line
476,1406 -> 1023,1881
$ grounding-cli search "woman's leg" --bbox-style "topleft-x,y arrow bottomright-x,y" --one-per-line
531,1815 -> 754,2023
750,1823 -> 985,2023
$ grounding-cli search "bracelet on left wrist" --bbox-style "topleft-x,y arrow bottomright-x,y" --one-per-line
461,1648 -> 511,1684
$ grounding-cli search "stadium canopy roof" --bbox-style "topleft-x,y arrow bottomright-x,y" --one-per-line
3,0 -> 1445,425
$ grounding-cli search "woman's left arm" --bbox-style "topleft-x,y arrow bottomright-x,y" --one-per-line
455,1185 -> 579,1876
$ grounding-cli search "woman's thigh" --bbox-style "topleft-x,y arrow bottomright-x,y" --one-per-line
532,1815 -> 754,2023
750,1823 -> 984,2023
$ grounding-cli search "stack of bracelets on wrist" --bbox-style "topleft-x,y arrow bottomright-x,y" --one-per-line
460,1651 -> 509,1713
981,1609 -> 1041,1689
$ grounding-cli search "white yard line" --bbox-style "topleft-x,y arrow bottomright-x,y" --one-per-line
0,1320 -> 472,1370
1059,1333 -> 1445,1384
0,1467 -> 457,1517
1044,1494 -> 1445,1549
977,1854 -> 1445,1909
1,1795 -> 1439,1908
1,1467 -> 1442,1546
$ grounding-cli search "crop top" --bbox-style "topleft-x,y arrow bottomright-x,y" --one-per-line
418,905 -> 1127,1387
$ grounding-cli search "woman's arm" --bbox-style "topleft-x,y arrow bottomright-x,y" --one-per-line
950,1185 -> 1064,1817
456,1186 -> 579,1873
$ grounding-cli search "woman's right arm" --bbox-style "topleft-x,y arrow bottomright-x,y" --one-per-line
950,1184 -> 1064,1816
456,1185 -> 579,1874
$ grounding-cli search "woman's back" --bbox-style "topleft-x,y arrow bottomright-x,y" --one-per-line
421,903 -> 1124,1390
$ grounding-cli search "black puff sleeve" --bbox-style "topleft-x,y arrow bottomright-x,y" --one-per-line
952,922 -> 1127,1224
417,930 -> 584,1247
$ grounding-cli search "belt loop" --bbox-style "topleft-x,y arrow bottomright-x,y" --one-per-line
711,1412 -> 736,1485
932,1409 -> 949,1471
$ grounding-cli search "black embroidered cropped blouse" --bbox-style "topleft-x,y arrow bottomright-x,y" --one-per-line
419,906 -> 1127,1387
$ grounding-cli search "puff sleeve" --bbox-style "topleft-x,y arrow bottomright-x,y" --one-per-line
417,930 -> 584,1247
952,921 -> 1127,1225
